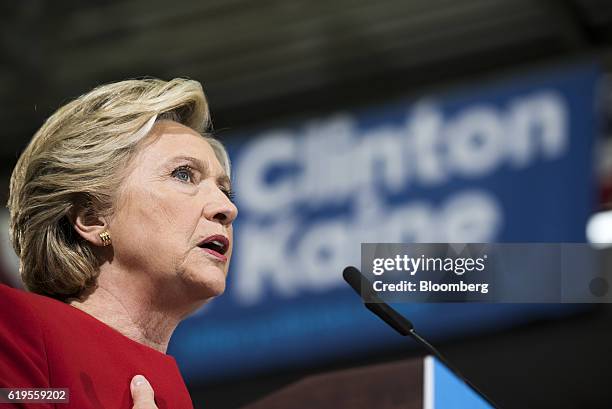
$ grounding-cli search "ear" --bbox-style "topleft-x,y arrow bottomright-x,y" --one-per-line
68,204 -> 109,247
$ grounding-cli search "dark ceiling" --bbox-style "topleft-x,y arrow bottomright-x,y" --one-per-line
2,0 -> 612,171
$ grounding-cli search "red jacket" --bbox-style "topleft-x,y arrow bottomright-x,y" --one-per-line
0,284 -> 194,409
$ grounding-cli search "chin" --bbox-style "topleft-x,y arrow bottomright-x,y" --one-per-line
181,267 -> 227,299
202,278 -> 226,297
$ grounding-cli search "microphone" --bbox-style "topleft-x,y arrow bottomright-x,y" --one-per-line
342,266 -> 501,409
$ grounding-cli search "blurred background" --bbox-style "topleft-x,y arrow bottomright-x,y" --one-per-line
2,0 -> 612,408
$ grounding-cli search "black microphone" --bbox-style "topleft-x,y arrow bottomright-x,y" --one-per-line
342,266 -> 501,409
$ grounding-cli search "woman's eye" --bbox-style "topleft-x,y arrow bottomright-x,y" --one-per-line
172,166 -> 194,183
221,187 -> 236,202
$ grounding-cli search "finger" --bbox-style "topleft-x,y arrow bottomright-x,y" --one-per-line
131,375 -> 158,409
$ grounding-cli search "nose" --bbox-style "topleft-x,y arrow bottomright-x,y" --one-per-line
204,186 -> 238,225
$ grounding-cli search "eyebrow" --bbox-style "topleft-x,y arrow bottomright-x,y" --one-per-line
167,155 -> 231,187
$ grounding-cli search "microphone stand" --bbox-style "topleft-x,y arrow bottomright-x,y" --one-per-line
344,266 -> 502,409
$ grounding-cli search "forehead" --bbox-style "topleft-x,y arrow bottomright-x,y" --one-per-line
134,120 -> 224,173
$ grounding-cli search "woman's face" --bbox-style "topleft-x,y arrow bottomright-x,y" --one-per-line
107,120 -> 238,304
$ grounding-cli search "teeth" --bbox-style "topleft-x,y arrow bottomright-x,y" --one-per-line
199,238 -> 226,254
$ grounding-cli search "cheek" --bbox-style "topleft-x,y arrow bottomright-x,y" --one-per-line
140,187 -> 186,229
117,186 -> 196,251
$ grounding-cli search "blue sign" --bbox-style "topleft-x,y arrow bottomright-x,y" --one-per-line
169,63 -> 600,382
426,356 -> 493,408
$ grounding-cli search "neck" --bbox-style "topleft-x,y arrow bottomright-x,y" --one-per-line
68,269 -> 191,354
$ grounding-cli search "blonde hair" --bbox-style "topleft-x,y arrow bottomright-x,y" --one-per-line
7,78 -> 230,300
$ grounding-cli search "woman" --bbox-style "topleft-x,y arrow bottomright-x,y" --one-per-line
0,78 -> 238,408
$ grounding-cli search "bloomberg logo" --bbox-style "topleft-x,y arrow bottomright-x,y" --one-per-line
231,91 -> 568,305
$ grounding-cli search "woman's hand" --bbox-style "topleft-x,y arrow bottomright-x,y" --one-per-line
131,375 -> 158,409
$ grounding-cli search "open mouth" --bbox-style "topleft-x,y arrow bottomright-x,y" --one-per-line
197,235 -> 229,256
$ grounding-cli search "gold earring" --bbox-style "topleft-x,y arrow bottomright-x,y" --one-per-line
99,231 -> 112,246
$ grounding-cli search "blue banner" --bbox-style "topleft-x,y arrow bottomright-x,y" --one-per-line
169,63 -> 600,382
